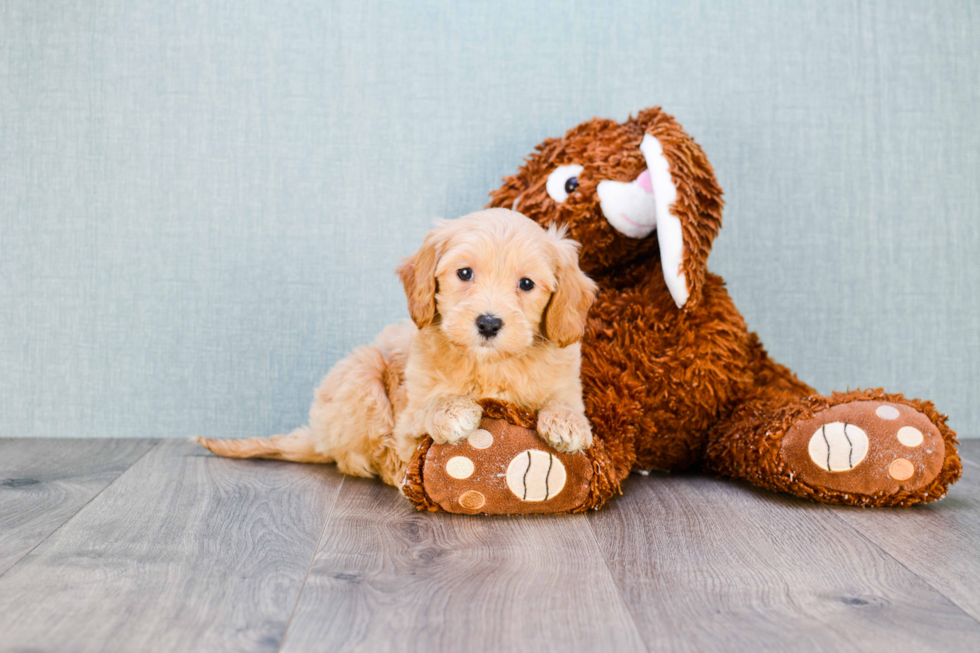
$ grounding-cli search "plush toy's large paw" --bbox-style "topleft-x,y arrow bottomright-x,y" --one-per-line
781,400 -> 948,500
405,402 -> 595,515
538,407 -> 593,452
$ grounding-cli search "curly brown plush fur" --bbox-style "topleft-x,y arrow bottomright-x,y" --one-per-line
482,106 -> 961,508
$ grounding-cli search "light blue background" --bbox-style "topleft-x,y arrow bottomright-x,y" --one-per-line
2,1 -> 978,440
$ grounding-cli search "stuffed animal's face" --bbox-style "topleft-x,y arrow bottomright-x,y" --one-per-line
488,107 -> 723,308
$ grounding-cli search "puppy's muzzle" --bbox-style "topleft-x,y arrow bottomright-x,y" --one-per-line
476,314 -> 503,339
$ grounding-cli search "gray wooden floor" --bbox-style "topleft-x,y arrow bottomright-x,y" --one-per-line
1,440 -> 978,653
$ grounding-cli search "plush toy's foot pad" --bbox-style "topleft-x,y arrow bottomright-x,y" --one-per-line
781,401 -> 946,497
421,415 -> 593,515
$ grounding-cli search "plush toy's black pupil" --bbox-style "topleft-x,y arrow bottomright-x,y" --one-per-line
519,278 -> 534,291
564,177 -> 579,194
457,268 -> 472,281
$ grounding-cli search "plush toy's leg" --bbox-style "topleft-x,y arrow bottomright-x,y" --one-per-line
703,361 -> 961,506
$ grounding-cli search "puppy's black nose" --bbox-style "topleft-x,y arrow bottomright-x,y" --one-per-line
476,314 -> 503,338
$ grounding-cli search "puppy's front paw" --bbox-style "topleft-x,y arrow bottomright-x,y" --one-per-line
538,407 -> 593,452
428,397 -> 483,445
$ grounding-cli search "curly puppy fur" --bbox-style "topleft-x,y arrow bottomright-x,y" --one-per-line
196,208 -> 597,485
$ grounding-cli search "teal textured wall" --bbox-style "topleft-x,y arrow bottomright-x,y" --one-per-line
2,1 -> 978,438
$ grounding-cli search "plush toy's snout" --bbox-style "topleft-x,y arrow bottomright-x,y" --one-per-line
594,133 -> 688,307
597,169 -> 657,238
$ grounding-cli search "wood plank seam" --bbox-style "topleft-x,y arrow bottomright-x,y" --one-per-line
277,474 -> 347,653
0,439 -> 161,582
817,502 -> 980,629
583,515 -> 653,653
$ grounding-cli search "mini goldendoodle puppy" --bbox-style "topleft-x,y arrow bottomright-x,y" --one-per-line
196,208 -> 598,485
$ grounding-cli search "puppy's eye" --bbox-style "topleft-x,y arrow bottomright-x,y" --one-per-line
546,164 -> 584,203
456,267 -> 473,281
519,278 -> 535,291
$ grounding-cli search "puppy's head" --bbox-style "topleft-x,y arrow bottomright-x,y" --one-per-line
398,208 -> 597,358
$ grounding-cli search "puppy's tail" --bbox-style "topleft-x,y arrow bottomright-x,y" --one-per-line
193,426 -> 331,463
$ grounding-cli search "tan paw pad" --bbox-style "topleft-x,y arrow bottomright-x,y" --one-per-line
506,450 -> 566,501
807,422 -> 869,472
889,458 -> 915,481
467,429 -> 494,449
458,490 -> 486,510
875,405 -> 900,420
446,456 -> 474,479
897,426 -> 923,447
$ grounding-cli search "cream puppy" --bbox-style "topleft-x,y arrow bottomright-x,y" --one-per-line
196,208 -> 597,486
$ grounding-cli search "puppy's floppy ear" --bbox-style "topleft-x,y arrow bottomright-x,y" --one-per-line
543,226 -> 598,347
397,224 -> 450,329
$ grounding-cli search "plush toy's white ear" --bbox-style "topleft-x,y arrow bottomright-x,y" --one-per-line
640,134 -> 688,308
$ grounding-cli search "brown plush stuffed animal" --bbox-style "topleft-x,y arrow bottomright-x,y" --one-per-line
403,107 -> 961,512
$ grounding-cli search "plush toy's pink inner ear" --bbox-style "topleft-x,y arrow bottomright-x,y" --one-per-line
636,169 -> 653,194
596,169 -> 658,239
640,134 -> 688,308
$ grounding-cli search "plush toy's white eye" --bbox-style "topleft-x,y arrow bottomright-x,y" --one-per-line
545,164 -> 584,203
